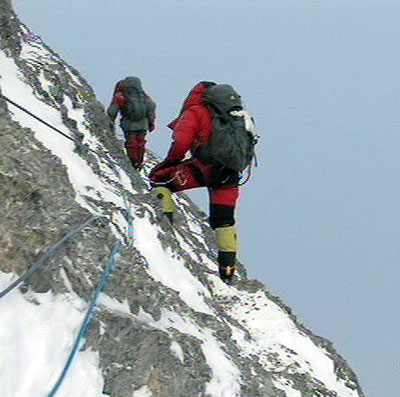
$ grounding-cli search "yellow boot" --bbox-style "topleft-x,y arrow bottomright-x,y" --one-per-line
215,226 -> 238,281
152,187 -> 174,223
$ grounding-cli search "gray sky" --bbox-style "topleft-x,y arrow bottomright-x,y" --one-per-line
13,1 -> 400,396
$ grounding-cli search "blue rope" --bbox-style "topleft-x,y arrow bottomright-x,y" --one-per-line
0,215 -> 99,300
122,192 -> 135,248
47,240 -> 122,397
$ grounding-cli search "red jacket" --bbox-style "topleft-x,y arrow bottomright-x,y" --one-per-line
163,82 -> 213,164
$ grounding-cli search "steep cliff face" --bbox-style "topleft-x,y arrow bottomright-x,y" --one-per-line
0,2 -> 364,396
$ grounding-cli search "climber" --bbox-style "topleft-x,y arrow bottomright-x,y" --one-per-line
107,76 -> 156,170
149,81 -> 257,282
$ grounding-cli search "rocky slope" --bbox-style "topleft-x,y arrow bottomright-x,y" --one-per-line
0,1 -> 364,396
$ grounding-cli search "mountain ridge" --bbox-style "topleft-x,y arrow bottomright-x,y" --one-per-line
0,1 -> 364,396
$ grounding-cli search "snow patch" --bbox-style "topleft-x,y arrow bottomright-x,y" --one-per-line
0,271 -> 106,397
134,216 -> 212,315
170,341 -> 184,363
132,385 -> 153,397
99,293 -> 131,316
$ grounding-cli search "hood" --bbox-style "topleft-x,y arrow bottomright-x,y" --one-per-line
125,76 -> 143,90
114,76 -> 143,94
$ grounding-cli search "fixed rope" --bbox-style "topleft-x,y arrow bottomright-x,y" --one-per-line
0,93 -> 95,154
0,215 -> 100,299
1,93 -> 77,142
47,240 -> 123,397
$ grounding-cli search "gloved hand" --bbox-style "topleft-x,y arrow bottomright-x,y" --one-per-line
149,160 -> 178,180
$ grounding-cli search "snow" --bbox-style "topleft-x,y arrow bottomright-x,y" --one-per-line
0,272 -> 106,397
132,385 -> 153,397
98,293 -> 131,316
59,268 -> 74,293
133,216 -> 213,315
38,71 -> 53,93
170,341 -> 184,363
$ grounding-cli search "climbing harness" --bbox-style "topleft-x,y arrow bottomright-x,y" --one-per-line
175,168 -> 188,186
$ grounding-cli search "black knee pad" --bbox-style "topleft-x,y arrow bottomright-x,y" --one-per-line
209,204 -> 235,229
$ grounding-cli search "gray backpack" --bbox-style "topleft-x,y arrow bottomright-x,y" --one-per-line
195,84 -> 257,172
122,77 -> 147,121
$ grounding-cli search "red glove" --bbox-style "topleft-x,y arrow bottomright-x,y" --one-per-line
149,160 -> 178,181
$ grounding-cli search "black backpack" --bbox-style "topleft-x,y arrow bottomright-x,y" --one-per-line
195,84 -> 257,172
122,77 -> 147,121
